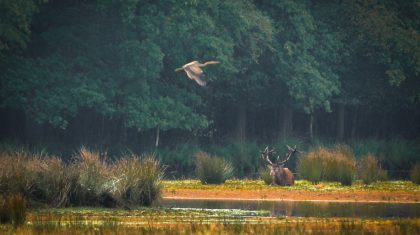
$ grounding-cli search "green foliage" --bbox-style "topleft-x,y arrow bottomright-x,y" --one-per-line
158,143 -> 201,178
352,139 -> 420,178
410,163 -> 420,185
207,142 -> 261,178
298,147 -> 356,185
195,152 -> 233,185
0,194 -> 26,226
358,154 -> 388,185
0,1 -> 420,179
0,0 -> 46,53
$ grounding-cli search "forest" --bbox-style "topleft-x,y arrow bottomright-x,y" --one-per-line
1,0 -> 419,178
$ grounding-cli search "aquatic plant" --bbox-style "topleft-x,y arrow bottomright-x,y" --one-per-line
1,208 -> 419,234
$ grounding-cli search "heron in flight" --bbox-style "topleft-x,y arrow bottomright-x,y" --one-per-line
175,60 -> 220,86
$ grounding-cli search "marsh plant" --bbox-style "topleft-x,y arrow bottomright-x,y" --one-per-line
298,146 -> 356,185
0,194 -> 26,225
195,151 -> 233,184
410,163 -> 420,184
358,154 -> 388,184
0,148 -> 164,208
112,155 -> 164,206
70,147 -> 113,206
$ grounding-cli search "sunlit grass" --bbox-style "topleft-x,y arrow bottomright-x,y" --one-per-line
162,179 -> 420,192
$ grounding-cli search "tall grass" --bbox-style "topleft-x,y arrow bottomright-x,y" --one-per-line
0,148 -> 164,208
298,146 -> 356,185
112,155 -> 164,206
195,152 -> 233,184
70,147 -> 112,206
0,194 -> 26,225
358,154 -> 388,184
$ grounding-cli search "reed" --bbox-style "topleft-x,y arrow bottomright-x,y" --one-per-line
112,154 -> 164,206
359,154 -> 388,184
0,194 -> 26,225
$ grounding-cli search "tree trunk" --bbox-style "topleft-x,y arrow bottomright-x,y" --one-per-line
280,105 -> 293,140
351,106 -> 358,139
309,113 -> 314,143
337,103 -> 345,141
235,103 -> 247,143
155,125 -> 160,147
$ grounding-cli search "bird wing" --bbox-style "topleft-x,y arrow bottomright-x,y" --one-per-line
202,61 -> 220,66
184,66 -> 206,86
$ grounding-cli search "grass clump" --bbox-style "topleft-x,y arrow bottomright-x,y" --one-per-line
113,155 -> 164,206
298,146 -> 356,185
259,167 -> 273,185
358,154 -> 388,184
70,147 -> 113,207
0,194 -> 26,225
0,148 -> 164,208
195,151 -> 233,184
410,163 -> 420,184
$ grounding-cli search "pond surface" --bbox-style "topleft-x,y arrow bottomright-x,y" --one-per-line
162,199 -> 420,218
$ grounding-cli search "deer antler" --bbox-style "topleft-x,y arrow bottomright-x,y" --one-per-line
261,146 -> 275,166
278,145 -> 298,165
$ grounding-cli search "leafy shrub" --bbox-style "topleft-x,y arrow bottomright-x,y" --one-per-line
0,194 -> 26,225
259,167 -> 272,185
158,143 -> 201,178
298,147 -> 356,185
113,154 -> 163,206
358,154 -> 388,184
410,163 -> 420,184
207,141 -> 260,178
195,151 -> 233,184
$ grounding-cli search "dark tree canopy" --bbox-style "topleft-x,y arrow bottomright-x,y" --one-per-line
0,0 -> 419,150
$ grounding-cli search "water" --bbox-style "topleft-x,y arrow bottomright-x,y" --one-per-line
162,199 -> 420,218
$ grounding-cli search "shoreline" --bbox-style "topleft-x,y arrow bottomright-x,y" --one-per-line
161,188 -> 420,203
162,196 -> 420,204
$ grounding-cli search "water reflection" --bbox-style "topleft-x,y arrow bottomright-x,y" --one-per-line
162,199 -> 420,218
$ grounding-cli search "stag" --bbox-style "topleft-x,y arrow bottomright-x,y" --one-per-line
261,145 -> 298,186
